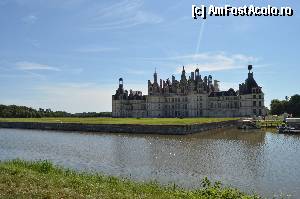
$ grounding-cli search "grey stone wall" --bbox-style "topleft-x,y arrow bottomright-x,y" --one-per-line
0,120 -> 238,135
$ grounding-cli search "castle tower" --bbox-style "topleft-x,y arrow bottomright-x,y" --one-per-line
238,65 -> 266,117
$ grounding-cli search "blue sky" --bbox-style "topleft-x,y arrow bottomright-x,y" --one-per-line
0,0 -> 299,113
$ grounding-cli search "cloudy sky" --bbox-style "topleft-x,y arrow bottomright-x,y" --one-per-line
0,0 -> 299,112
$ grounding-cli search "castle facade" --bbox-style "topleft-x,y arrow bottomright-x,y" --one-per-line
112,65 -> 266,118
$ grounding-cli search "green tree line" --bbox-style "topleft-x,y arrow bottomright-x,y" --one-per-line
0,104 -> 111,118
270,94 -> 300,117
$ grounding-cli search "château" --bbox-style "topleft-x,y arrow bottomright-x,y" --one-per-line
112,65 -> 266,118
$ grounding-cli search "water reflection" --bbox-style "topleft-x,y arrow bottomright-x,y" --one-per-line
0,128 -> 300,198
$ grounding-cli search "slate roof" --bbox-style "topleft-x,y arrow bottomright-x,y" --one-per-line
208,88 -> 237,97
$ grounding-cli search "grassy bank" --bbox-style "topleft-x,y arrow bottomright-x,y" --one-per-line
0,160 -> 259,199
256,120 -> 283,128
0,117 -> 238,125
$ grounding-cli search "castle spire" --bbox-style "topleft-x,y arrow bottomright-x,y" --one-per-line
181,65 -> 187,82
154,68 -> 158,83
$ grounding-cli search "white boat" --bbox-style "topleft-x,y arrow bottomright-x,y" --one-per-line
238,119 -> 260,129
278,118 -> 300,134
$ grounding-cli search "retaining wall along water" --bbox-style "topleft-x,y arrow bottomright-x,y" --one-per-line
0,120 -> 238,135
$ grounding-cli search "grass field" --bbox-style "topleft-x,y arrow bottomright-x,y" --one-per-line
0,117 -> 238,125
0,160 -> 259,199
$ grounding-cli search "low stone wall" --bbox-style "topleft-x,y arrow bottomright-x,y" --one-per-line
0,120 -> 238,135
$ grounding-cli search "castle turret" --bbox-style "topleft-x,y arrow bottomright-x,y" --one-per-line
208,75 -> 212,85
119,78 -> 123,89
204,76 -> 207,85
195,68 -> 200,80
248,64 -> 253,73
172,75 -> 175,83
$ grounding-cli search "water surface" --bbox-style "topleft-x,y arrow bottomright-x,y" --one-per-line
1,128 -> 300,198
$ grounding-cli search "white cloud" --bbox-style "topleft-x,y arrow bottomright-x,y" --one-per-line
153,52 -> 258,73
138,52 -> 258,74
13,0 -> 163,31
85,0 -> 163,31
134,10 -> 163,24
16,61 -> 60,71
22,14 -> 37,24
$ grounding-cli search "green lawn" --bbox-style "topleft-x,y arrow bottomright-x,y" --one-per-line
0,160 -> 259,199
0,117 -> 238,125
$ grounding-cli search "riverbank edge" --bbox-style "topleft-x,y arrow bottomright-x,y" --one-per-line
0,120 -> 239,135
0,159 -> 259,198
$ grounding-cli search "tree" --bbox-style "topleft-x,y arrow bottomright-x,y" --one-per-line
0,104 -> 111,118
270,94 -> 300,117
288,94 -> 300,117
270,99 -> 284,115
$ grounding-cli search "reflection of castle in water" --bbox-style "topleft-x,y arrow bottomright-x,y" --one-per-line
108,129 -> 267,188
113,65 -> 266,118
190,128 -> 266,145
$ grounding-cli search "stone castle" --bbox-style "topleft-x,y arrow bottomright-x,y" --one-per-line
112,65 -> 266,118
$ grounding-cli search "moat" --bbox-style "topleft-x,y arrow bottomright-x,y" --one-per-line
1,128 -> 300,198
